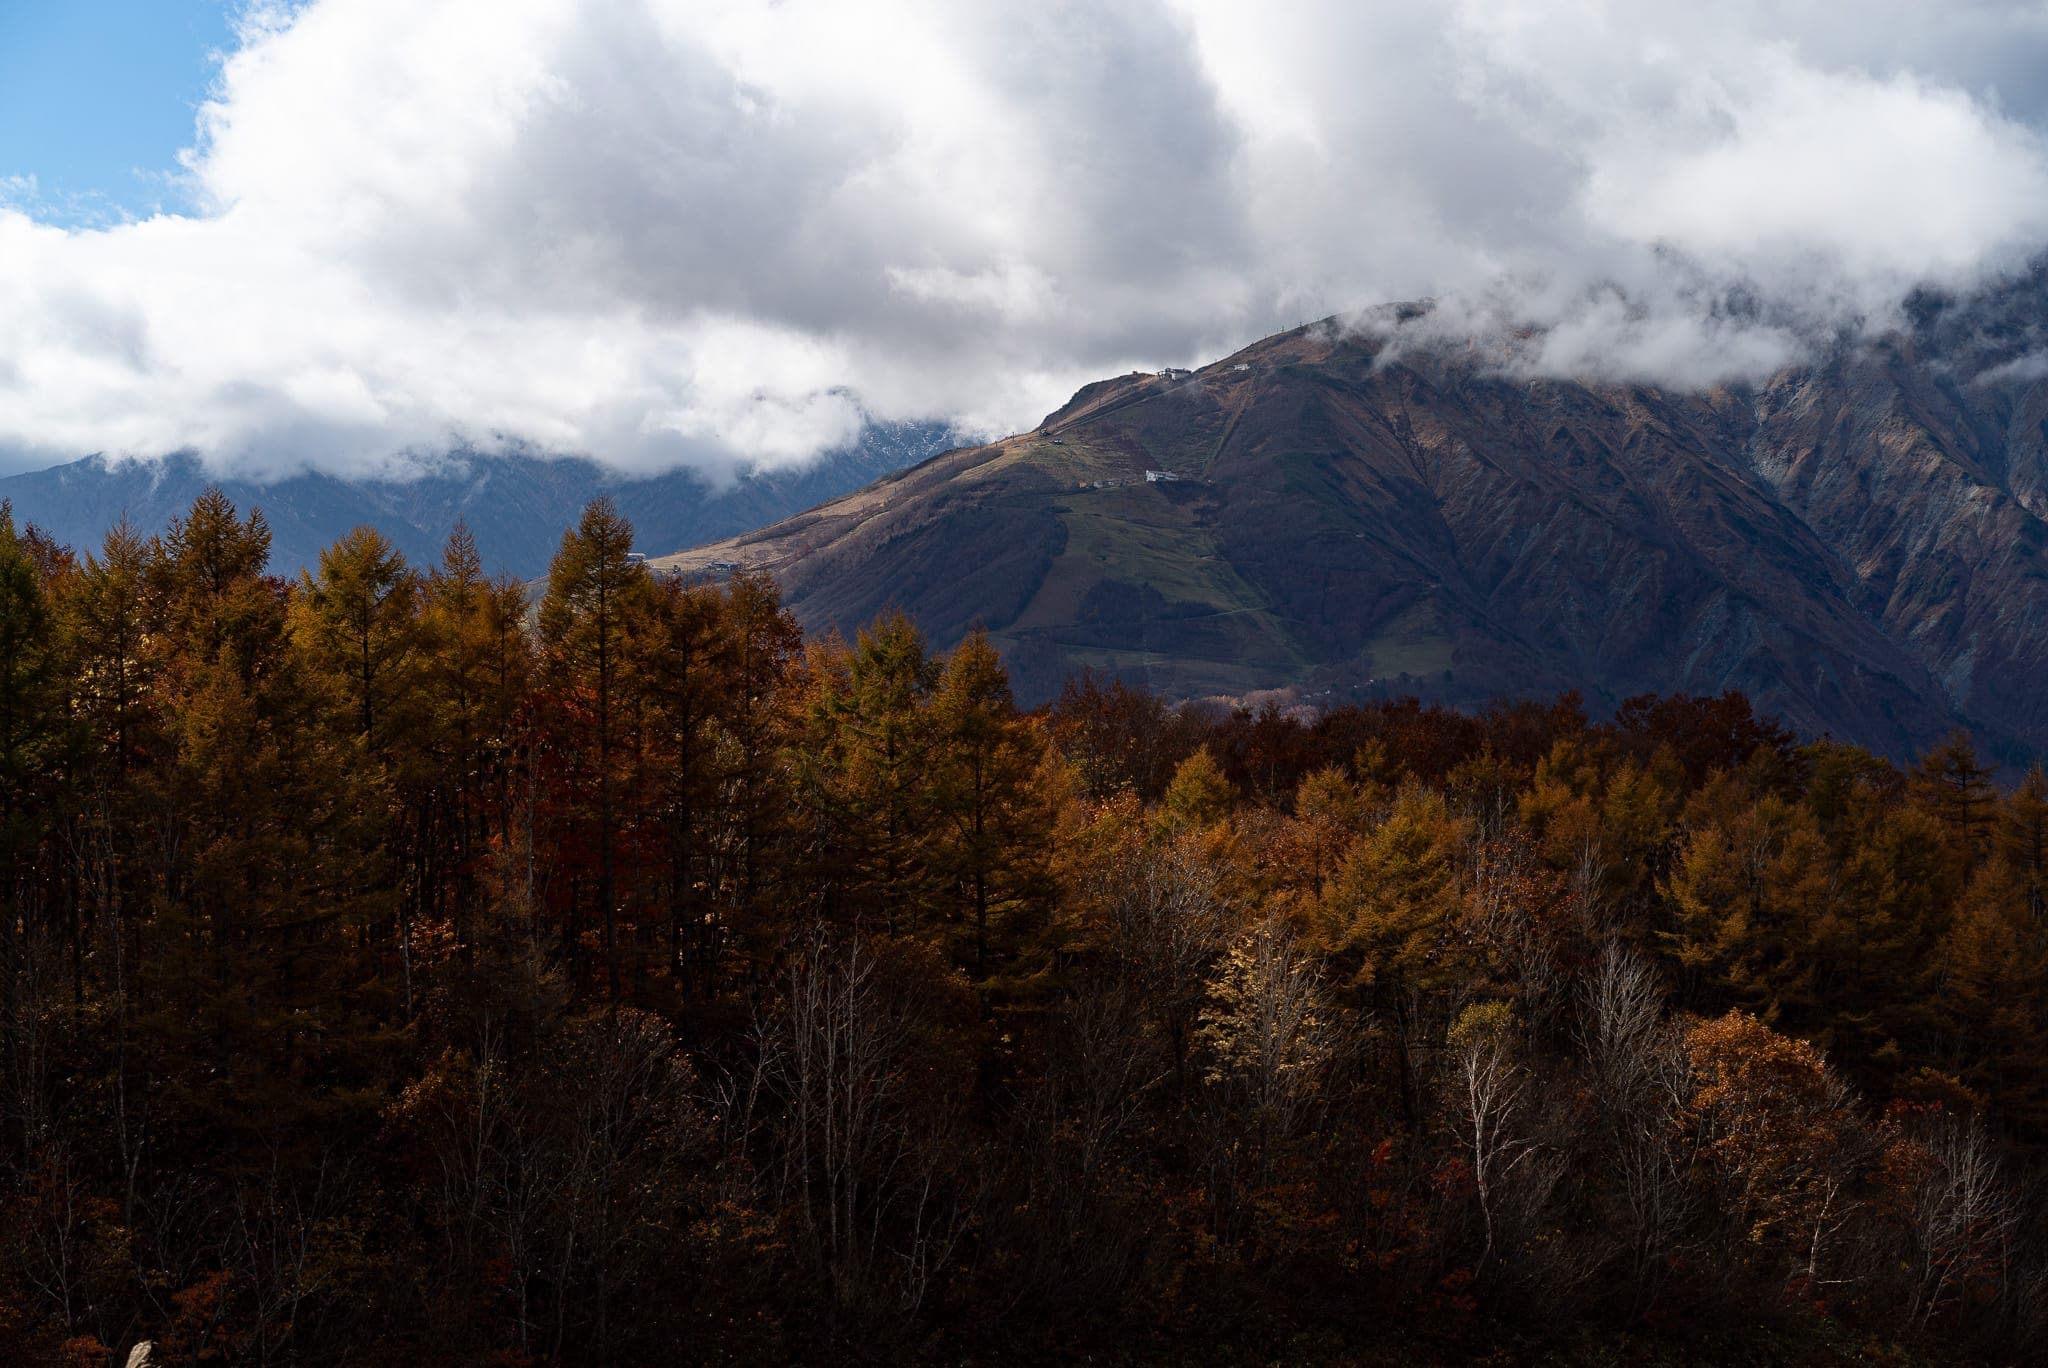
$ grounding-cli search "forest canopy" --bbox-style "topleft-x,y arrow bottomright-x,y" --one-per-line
1,493 -> 2045,1365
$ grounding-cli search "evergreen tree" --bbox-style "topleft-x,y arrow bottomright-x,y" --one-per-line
1934,861 -> 2048,1129
1913,729 -> 1996,869
0,502 -> 64,896
1161,746 -> 1235,836
420,523 -> 533,956
929,628 -> 1051,978
636,575 -> 736,988
540,498 -> 649,1000
140,494 -> 392,1157
294,525 -> 422,749
843,613 -> 941,932
156,487 -> 276,680
0,502 -> 73,1149
713,573 -> 799,973
1997,766 -> 2048,921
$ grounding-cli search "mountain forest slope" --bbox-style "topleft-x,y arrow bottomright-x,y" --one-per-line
655,279 -> 2048,760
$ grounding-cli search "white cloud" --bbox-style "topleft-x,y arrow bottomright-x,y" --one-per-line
1573,54 -> 2048,287
2,0 -> 2047,477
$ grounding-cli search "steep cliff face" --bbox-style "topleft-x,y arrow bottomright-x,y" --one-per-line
1735,335 -> 2048,751
654,280 -> 2048,759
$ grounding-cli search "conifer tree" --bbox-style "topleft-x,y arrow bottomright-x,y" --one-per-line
1837,804 -> 1957,1066
1291,766 -> 1365,900
1161,747 -> 1235,837
0,503 -> 72,1107
295,525 -> 422,749
929,628 -> 1051,978
1662,797 -> 1847,1031
156,487 -> 276,679
13,488 -> 2048,1358
780,632 -> 860,930
294,525 -> 439,1008
1321,784 -> 1471,1127
713,572 -> 799,968
1997,766 -> 2048,921
421,523 -> 533,955
140,493 -> 391,1152
65,518 -> 158,782
61,518 -> 164,1120
636,575 -> 736,986
1913,730 -> 1996,869
844,613 -> 940,932
1934,862 -> 2048,1128
1321,785 -> 1469,991
0,503 -> 63,884
540,497 -> 649,1000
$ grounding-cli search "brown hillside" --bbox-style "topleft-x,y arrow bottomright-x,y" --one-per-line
654,281 -> 2048,759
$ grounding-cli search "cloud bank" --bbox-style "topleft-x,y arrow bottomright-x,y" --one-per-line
3,0 -> 2048,477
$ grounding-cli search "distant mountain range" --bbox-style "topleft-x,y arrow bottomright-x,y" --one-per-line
0,422 -> 958,579
655,272 -> 2048,761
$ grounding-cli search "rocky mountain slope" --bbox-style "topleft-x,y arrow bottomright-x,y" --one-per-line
654,277 -> 2048,760
0,422 -> 956,578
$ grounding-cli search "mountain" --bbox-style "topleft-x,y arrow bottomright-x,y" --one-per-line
0,421 -> 958,579
653,277 -> 2048,761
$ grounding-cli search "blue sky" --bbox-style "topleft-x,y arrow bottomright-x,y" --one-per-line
0,0 -> 237,224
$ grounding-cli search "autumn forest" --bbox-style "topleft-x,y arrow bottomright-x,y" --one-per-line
4,492 -> 2048,1364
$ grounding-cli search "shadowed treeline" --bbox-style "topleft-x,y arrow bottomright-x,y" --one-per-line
2,491 -> 2046,1364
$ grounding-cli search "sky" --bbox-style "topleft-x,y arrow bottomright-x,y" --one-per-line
3,0 -> 2048,479
0,1 -> 236,225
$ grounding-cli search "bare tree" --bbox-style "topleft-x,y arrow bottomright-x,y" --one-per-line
1447,1005 -> 1546,1277
1097,840 -> 1231,1087
219,1148 -> 358,1365
1898,1114 -> 2019,1330
1003,973 -> 1164,1312
749,932 -> 970,1317
1577,942 -> 1693,1301
548,1009 -> 701,1358
398,998 -> 701,1361
1195,915 -> 1339,1241
1197,916 -> 1338,1142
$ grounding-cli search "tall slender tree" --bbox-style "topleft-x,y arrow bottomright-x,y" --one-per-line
929,628 -> 1050,978
0,503 -> 72,1156
636,576 -> 735,989
844,613 -> 940,933
540,498 -> 649,1000
420,523 -> 532,955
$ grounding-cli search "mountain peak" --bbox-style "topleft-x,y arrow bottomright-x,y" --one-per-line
654,298 -> 2048,761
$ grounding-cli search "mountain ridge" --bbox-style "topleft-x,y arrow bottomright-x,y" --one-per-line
654,281 -> 2048,761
